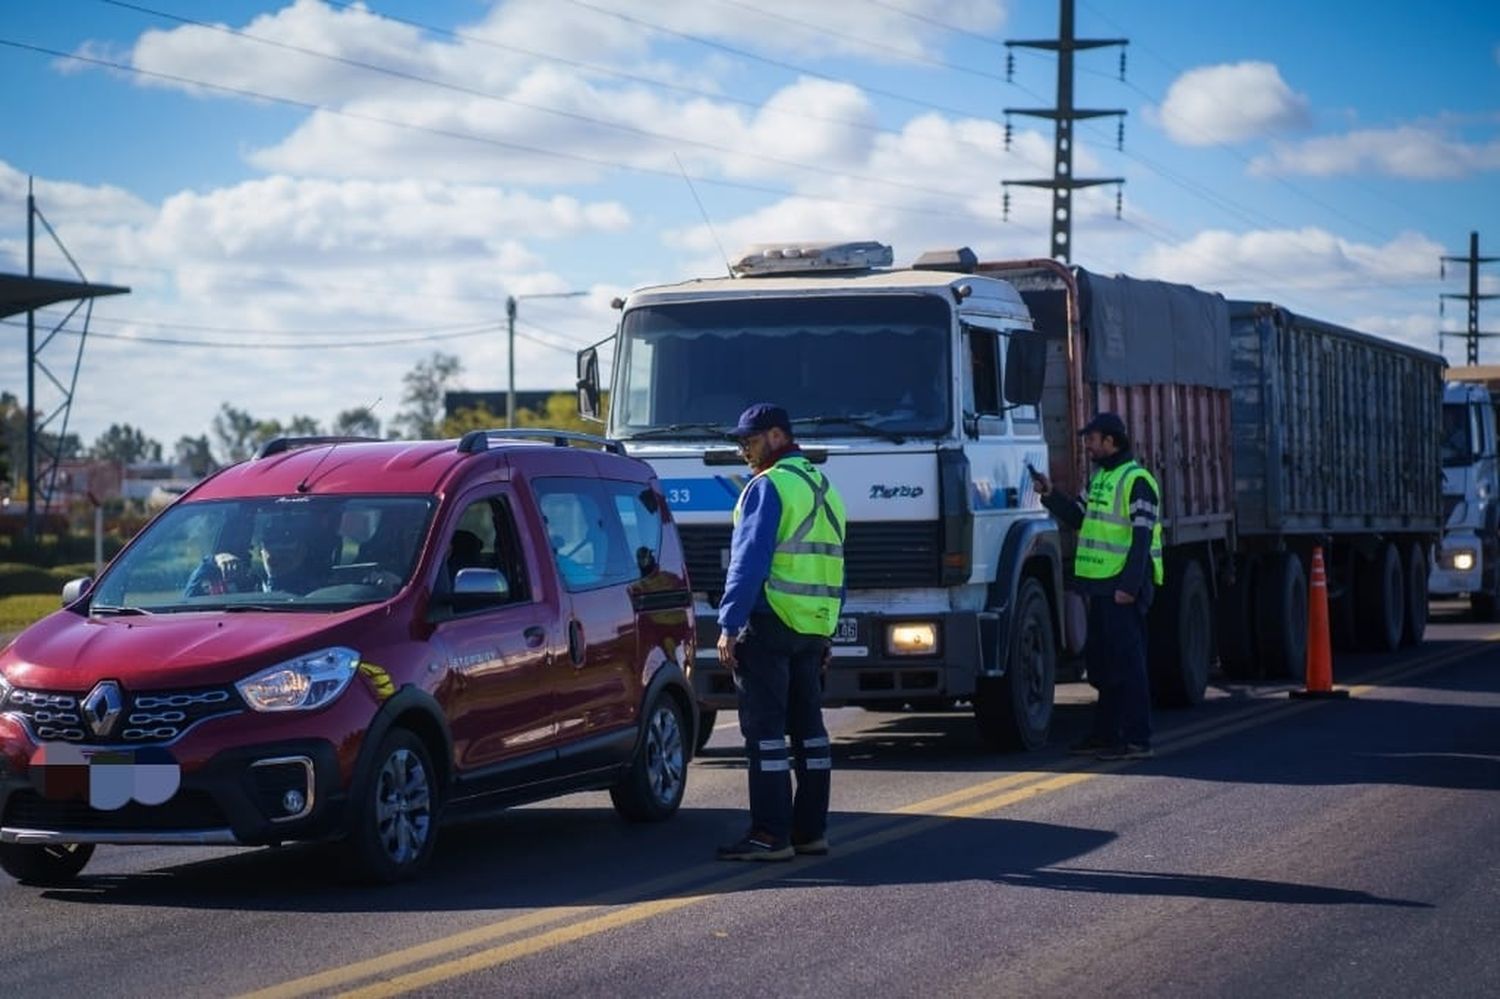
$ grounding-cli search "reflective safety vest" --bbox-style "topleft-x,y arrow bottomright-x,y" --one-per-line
1075,460 -> 1165,585
734,454 -> 847,636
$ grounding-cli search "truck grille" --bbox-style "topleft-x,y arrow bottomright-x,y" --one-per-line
680,521 -> 942,592
3,684 -> 243,744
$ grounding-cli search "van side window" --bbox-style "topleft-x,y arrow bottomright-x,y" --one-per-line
611,483 -> 664,577
533,477 -> 639,591
444,494 -> 530,605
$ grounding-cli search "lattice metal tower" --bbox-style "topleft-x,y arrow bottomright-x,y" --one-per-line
1002,0 -> 1127,263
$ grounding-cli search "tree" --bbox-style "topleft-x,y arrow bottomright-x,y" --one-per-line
392,352 -> 463,440
333,406 -> 382,439
515,392 -> 603,434
90,423 -> 163,464
173,435 -> 217,477
212,404 -> 259,463
285,415 -> 323,437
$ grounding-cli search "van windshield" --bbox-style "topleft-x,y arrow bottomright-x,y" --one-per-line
612,293 -> 952,438
87,495 -> 435,614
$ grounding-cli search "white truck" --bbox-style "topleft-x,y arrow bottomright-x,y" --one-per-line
576,241 -> 1062,751
1431,370 -> 1500,618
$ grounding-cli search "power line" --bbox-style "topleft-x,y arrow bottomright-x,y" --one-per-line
863,0 -> 1011,50
0,37 -> 986,224
94,0 -> 992,210
556,0 -> 992,120
704,0 -> 1011,82
0,317 -> 499,349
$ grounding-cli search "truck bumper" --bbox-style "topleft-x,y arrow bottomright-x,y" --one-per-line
692,610 -> 985,710
1430,531 -> 1483,596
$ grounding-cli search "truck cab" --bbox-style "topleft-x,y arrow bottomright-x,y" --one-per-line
577,241 -> 1062,751
1432,375 -> 1500,617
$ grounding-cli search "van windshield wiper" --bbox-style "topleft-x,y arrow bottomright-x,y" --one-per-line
791,415 -> 907,445
92,605 -> 153,617
622,422 -> 730,440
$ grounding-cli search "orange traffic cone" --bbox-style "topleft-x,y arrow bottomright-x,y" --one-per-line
1291,546 -> 1348,699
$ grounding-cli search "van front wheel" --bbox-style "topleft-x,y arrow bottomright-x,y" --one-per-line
0,842 -> 95,885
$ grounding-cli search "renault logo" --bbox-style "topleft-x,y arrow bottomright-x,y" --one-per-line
82,681 -> 123,738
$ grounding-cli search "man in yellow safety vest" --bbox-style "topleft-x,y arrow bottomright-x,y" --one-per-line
1031,411 -> 1163,760
716,403 -> 847,861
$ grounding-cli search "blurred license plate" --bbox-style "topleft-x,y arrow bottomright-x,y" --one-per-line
833,617 -> 858,644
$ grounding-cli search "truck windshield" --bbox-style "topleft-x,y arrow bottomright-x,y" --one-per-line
87,495 -> 434,613
612,293 -> 952,438
1442,403 -> 1474,468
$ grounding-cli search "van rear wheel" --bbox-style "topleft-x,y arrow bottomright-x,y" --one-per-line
0,842 -> 95,885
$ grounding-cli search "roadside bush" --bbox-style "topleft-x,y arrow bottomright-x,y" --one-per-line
0,562 -> 79,596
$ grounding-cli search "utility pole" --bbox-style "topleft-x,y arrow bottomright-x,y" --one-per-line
1002,0 -> 1127,263
1440,232 -> 1498,366
26,178 -> 37,540
505,291 -> 585,427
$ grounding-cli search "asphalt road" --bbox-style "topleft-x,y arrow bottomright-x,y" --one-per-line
2,603 -> 1497,998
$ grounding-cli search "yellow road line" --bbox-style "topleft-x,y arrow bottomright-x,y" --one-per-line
246,634 -> 1500,998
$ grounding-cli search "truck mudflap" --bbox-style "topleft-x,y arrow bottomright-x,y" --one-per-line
691,611 -> 986,709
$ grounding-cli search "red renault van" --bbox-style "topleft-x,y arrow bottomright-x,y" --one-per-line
0,430 -> 697,883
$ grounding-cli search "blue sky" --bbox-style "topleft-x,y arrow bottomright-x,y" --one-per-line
1,0 -> 1497,456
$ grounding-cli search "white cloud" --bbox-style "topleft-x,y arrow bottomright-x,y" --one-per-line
1251,126 -> 1500,179
1136,227 -> 1443,295
1150,62 -> 1310,146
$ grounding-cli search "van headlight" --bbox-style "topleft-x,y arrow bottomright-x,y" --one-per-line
237,647 -> 359,712
1454,551 -> 1476,571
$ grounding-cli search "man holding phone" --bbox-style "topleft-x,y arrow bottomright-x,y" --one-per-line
1029,412 -> 1163,760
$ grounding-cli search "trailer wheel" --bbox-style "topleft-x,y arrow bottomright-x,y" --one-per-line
1256,551 -> 1307,680
973,577 -> 1055,752
1217,557 -> 1260,680
1402,542 -> 1428,646
1148,557 -> 1212,707
1357,541 -> 1405,652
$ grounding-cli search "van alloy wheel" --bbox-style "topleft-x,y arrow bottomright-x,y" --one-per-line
644,702 -> 686,807
610,695 -> 689,822
375,746 -> 432,866
343,728 -> 440,882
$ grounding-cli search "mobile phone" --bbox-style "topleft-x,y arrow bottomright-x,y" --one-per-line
1025,461 -> 1042,479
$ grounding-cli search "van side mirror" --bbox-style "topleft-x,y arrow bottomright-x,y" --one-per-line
576,347 -> 601,421
61,577 -> 93,606
1004,333 -> 1046,407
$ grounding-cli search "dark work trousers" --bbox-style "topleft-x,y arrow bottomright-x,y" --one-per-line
1085,595 -> 1153,747
733,611 -> 832,844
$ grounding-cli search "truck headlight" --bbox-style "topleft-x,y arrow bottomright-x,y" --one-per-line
237,647 -> 359,712
1454,551 -> 1476,571
887,622 -> 938,656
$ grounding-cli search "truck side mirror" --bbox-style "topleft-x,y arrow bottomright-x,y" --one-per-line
1004,333 -> 1046,407
576,347 -> 601,421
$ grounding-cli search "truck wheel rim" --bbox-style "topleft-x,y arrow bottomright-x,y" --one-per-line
375,747 -> 431,865
645,705 -> 685,805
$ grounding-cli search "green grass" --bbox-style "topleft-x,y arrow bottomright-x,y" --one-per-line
0,593 -> 61,635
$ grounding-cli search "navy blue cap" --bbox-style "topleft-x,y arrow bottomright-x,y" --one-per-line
730,403 -> 792,438
1079,411 -> 1128,443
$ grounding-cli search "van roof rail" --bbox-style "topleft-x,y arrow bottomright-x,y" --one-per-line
255,435 -> 382,458
456,428 -> 625,455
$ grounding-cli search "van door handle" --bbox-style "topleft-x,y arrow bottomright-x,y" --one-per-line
523,626 -> 546,648
567,619 -> 585,666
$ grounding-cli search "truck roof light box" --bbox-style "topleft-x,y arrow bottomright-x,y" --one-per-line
730,240 -> 894,277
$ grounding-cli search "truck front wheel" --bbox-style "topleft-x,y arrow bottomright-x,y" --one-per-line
974,578 -> 1056,751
